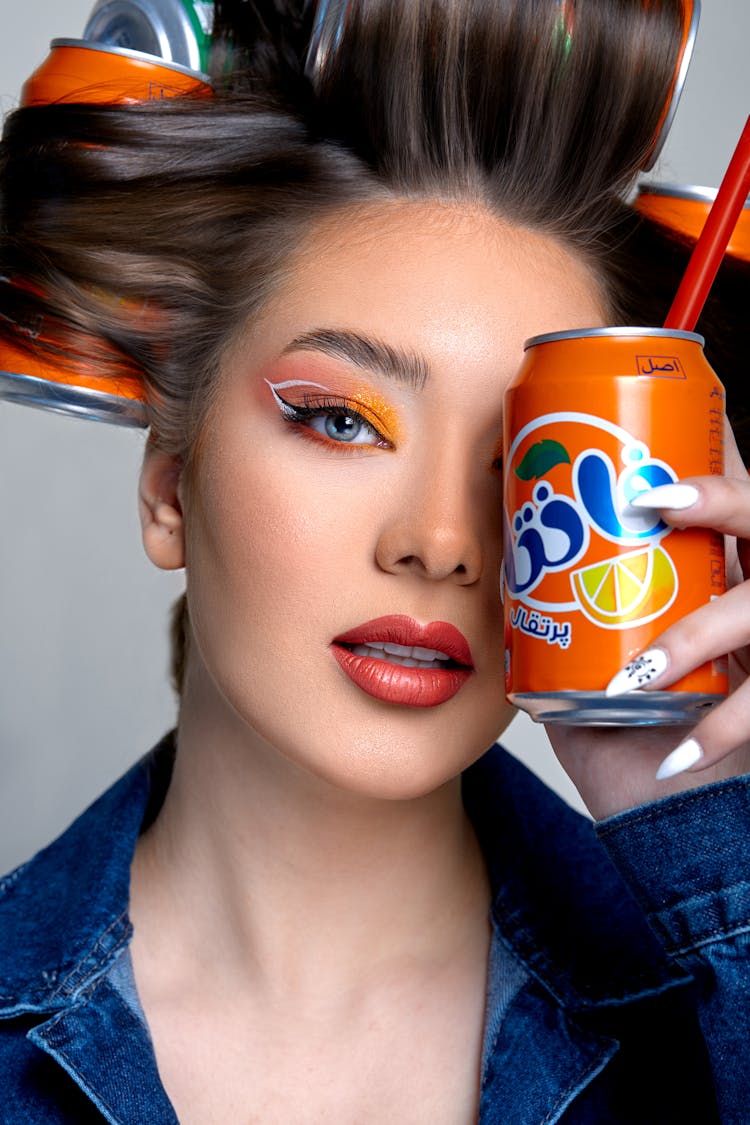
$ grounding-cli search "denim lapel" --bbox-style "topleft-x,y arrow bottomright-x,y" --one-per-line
467,745 -> 713,1123
0,741 -> 176,1120
28,977 -> 178,1125
463,744 -> 690,1011
479,981 -> 618,1125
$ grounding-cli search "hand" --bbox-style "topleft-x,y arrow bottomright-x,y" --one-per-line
546,420 -> 750,821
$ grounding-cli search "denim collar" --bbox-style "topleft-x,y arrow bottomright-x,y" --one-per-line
0,734 -> 687,1021
0,742 -> 169,1017
462,748 -> 690,1011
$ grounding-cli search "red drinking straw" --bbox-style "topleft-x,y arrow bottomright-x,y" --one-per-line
664,114 -> 750,331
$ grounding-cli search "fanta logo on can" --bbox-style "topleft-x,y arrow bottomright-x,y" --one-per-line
504,411 -> 679,630
503,330 -> 727,718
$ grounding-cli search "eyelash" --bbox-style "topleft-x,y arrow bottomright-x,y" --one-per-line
275,394 -> 394,451
272,388 -> 502,471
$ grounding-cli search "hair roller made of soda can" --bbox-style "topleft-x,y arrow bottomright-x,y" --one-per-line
303,0 -> 700,172
635,182 -> 750,263
82,0 -> 214,75
543,0 -> 701,171
21,37 -> 213,106
1,6 -> 215,427
642,0 -> 701,171
0,294 -> 149,428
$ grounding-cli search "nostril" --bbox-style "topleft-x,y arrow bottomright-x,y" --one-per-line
396,556 -> 469,577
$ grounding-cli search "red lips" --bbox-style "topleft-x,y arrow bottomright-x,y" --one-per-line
331,615 -> 474,708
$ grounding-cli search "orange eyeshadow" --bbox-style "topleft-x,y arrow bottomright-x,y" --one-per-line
261,360 -> 404,446
348,388 -> 402,445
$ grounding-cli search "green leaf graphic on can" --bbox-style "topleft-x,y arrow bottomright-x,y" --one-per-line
514,439 -> 571,481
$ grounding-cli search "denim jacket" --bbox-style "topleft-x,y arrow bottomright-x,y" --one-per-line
2,735 -> 749,1124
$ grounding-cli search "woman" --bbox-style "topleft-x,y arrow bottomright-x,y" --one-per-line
1,1 -> 749,1121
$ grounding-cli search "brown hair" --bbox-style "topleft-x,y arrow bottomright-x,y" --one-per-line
1,0 -> 746,693
1,1 -> 690,454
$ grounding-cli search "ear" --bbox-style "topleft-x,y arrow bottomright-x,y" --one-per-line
139,450 -> 185,570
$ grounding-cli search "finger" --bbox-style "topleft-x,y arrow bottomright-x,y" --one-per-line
654,675 -> 750,780
724,415 -> 748,480
604,579 -> 749,696
630,473 -> 750,538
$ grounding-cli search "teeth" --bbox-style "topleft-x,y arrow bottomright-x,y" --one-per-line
412,645 -> 449,661
382,642 -> 450,660
350,642 -> 451,668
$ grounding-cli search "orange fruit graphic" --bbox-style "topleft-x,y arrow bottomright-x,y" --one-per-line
570,545 -> 677,628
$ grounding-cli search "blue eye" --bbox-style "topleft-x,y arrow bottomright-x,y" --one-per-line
308,410 -> 375,444
272,390 -> 391,449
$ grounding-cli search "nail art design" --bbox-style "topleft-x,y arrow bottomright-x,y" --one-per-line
605,648 -> 668,697
655,737 -> 703,781
630,483 -> 699,510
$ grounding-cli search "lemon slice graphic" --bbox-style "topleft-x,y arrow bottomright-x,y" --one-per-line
571,545 -> 677,628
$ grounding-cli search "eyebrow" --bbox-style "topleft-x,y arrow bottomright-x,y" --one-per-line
280,329 -> 429,391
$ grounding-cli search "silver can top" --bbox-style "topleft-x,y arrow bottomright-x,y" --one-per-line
637,182 -> 750,208
525,326 -> 705,349
51,37 -> 211,83
0,370 -> 148,428
82,0 -> 214,74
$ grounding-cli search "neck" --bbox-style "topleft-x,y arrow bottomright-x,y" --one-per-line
130,684 -> 491,1003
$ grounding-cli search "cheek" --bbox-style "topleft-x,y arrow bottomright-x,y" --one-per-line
186,447 -> 381,617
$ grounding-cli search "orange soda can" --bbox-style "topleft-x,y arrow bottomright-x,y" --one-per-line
21,39 -> 213,106
0,39 -> 211,428
502,327 -> 728,725
634,183 -> 750,263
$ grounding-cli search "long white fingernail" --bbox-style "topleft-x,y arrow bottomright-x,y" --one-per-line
655,738 -> 703,781
605,648 -> 669,697
630,484 -> 699,510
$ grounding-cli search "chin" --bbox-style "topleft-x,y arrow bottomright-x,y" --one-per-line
300,724 -> 501,803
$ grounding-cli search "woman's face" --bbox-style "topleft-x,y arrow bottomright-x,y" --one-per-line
172,201 -> 605,798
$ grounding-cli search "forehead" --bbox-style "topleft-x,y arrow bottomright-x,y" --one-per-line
230,200 -> 606,379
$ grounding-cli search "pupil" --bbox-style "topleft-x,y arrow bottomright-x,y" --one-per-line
326,413 -> 360,441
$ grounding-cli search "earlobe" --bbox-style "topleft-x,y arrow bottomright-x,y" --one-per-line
139,451 -> 185,570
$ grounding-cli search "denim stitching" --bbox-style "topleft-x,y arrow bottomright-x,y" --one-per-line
540,1050 -> 613,1125
667,919 -> 750,956
33,1005 -> 124,1125
649,883 -> 750,917
597,782 -> 749,836
0,863 -> 30,896
0,914 -> 131,1009
491,902 -> 681,1003
52,912 -> 130,1001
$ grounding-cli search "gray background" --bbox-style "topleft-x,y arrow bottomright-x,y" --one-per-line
1,0 -> 748,872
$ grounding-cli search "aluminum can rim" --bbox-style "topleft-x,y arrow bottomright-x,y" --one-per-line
524,326 -> 705,350
0,369 -> 148,428
637,182 -> 750,207
49,37 -> 211,83
643,0 -> 701,170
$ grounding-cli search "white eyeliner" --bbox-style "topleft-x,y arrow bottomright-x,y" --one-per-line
264,378 -> 333,417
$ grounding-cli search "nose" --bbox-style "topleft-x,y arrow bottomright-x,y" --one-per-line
375,456 -> 490,585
